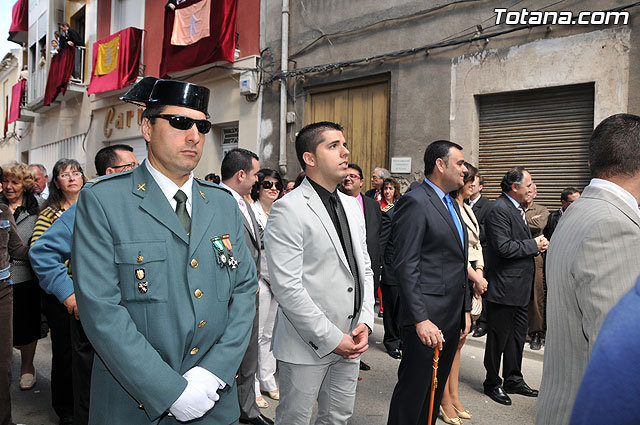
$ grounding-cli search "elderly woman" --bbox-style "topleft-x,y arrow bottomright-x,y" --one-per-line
0,161 -> 41,391
250,168 -> 283,408
439,163 -> 489,424
30,159 -> 86,423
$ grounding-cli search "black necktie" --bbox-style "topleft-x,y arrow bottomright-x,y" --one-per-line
329,193 -> 361,315
174,190 -> 191,235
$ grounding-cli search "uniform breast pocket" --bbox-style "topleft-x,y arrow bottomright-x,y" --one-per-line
114,241 -> 168,303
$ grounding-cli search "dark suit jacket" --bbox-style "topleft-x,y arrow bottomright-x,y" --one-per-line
61,28 -> 83,47
243,202 -> 261,270
484,194 -> 539,307
362,194 -> 382,285
471,195 -> 492,246
543,208 -> 562,241
390,182 -> 470,329
364,188 -> 377,199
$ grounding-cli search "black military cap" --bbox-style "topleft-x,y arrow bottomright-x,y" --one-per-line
120,77 -> 210,117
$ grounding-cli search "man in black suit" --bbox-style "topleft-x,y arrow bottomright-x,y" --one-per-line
469,174 -> 492,337
483,167 -> 548,406
58,22 -> 83,48
387,140 -> 471,425
340,163 -> 381,371
543,187 -> 581,241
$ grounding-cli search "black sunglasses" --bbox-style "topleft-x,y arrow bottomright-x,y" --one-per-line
149,114 -> 212,134
261,180 -> 283,191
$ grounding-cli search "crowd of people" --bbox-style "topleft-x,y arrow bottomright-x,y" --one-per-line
1,76 -> 640,425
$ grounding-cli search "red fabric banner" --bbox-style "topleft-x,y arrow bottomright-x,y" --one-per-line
159,0 -> 237,77
43,47 -> 76,106
8,0 -> 28,44
8,79 -> 26,124
87,27 -> 144,95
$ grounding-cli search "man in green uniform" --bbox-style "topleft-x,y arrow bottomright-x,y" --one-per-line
72,77 -> 257,424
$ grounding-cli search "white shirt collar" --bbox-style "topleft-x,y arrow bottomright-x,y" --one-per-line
144,159 -> 193,215
589,178 -> 640,218
218,182 -> 243,204
469,194 -> 481,208
503,192 -> 522,209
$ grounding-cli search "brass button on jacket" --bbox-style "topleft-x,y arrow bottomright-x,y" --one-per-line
194,289 -> 203,298
190,258 -> 198,268
198,320 -> 207,328
190,347 -> 199,355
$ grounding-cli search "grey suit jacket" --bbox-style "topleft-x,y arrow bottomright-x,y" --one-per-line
536,184 -> 640,425
264,178 -> 375,365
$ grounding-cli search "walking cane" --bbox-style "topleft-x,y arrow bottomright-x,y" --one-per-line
426,345 -> 440,425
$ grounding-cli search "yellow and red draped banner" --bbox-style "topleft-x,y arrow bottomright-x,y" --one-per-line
160,0 -> 237,77
8,79 -> 26,124
87,27 -> 143,95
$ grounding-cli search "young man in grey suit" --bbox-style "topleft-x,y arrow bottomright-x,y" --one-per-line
536,113 -> 640,425
265,121 -> 374,425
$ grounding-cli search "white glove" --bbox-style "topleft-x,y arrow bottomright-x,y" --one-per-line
168,380 -> 215,422
182,366 -> 225,401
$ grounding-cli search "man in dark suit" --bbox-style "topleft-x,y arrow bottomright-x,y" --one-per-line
468,174 -> 492,337
543,187 -> 580,241
483,167 -> 548,406
340,163 -> 382,369
387,140 -> 471,425
58,22 -> 83,48
220,149 -> 273,425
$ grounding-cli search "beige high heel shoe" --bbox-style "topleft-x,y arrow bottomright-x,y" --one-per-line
439,406 -> 463,425
453,405 -> 472,420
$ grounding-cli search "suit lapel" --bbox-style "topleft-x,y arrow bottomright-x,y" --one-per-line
244,203 -> 260,250
421,183 -> 464,250
134,165 -> 189,244
302,179 -> 351,272
502,194 -> 532,237
188,180 -> 216,257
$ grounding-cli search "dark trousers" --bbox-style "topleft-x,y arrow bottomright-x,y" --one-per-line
0,281 -> 12,425
238,294 -> 259,420
380,282 -> 400,352
483,301 -> 527,389
387,324 -> 458,425
41,293 -> 74,419
70,317 -> 93,425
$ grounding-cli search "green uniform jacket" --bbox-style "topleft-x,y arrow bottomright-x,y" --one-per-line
72,164 -> 257,424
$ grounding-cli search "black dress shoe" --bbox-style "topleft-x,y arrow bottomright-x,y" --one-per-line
484,386 -> 512,405
472,327 -> 487,337
504,382 -> 539,397
240,414 -> 275,425
378,311 -> 384,318
360,360 -> 371,371
388,348 -> 402,359
530,333 -> 542,350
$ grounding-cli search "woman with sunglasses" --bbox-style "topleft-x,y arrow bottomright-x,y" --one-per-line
29,159 -> 86,423
250,169 -> 283,408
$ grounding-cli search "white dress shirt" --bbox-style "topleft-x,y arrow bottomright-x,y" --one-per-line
589,178 -> 640,218
145,160 -> 193,216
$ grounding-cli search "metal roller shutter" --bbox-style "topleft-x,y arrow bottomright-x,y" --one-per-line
478,83 -> 594,209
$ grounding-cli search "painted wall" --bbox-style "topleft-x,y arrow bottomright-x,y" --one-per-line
259,0 -> 639,181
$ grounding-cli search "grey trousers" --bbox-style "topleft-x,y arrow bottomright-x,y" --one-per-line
275,358 -> 359,425
238,295 -> 260,420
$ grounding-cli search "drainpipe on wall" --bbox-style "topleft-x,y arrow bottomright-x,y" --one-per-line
279,0 -> 289,176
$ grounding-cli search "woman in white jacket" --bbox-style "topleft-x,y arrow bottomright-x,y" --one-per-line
250,168 -> 284,408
